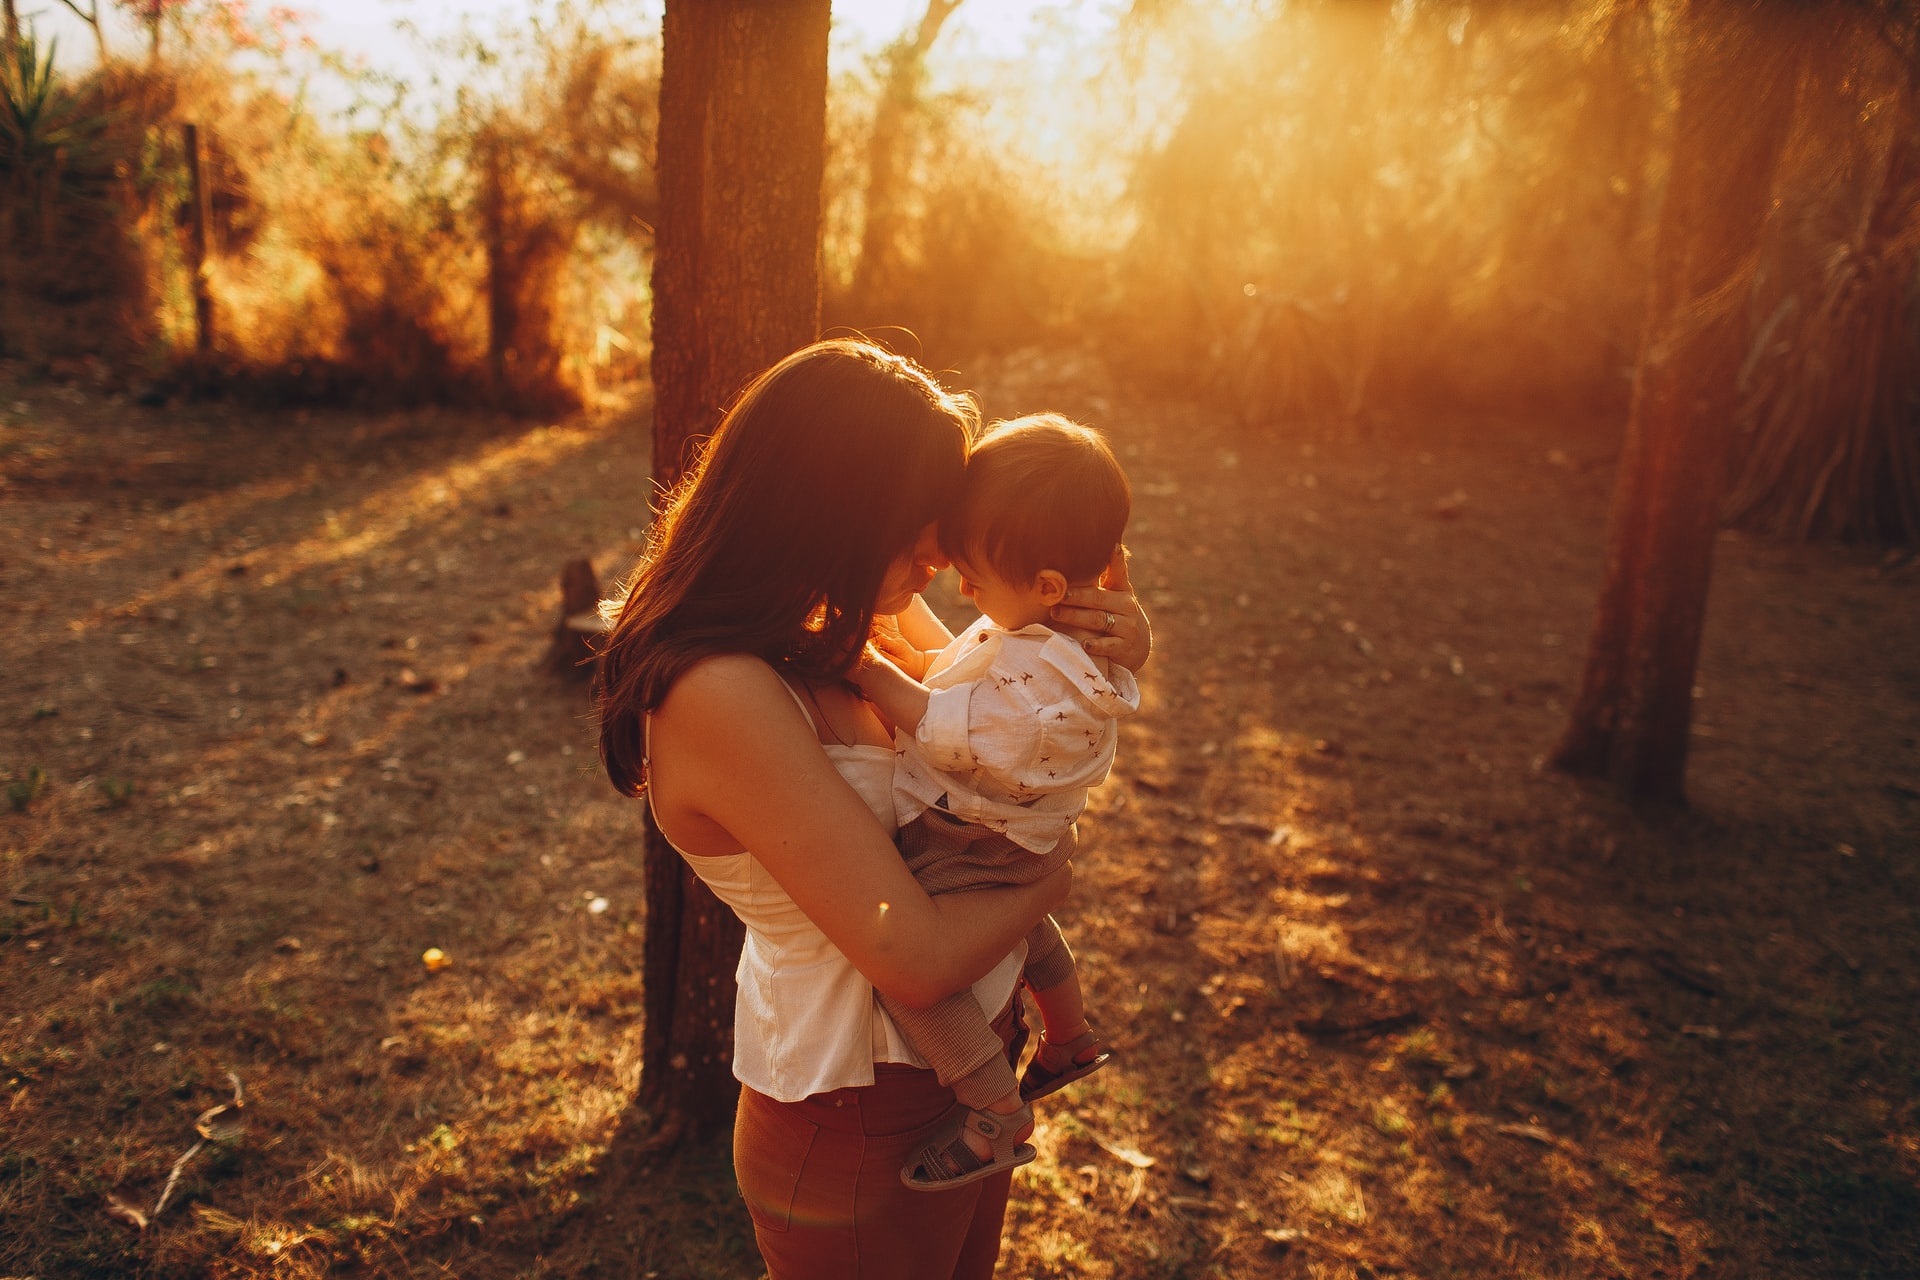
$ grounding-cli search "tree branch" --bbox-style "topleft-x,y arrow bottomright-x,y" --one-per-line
52,0 -> 108,61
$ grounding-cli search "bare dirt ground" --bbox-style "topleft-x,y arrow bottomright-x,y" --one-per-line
2,352 -> 1916,1279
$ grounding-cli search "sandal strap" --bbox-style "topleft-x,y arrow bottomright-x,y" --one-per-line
907,1103 -> 1033,1186
1039,1027 -> 1103,1062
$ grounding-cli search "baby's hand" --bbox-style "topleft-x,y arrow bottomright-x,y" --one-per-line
869,616 -> 931,681
852,641 -> 900,696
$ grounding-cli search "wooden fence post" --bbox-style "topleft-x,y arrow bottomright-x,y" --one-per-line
183,122 -> 215,358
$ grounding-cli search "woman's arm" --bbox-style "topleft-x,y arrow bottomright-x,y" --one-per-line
648,656 -> 1068,1009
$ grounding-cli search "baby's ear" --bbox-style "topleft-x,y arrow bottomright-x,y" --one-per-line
1035,570 -> 1068,604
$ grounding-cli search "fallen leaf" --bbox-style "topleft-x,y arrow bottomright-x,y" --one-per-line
1495,1122 -> 1557,1145
1084,1129 -> 1157,1168
196,1101 -> 245,1143
104,1193 -> 149,1231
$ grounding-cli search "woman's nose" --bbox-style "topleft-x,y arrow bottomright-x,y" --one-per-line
915,531 -> 949,570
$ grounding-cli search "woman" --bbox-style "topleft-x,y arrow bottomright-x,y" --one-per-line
596,340 -> 1150,1278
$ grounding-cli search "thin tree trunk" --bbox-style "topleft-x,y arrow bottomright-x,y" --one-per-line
641,0 -> 830,1145
184,123 -> 215,359
4,1 -> 18,48
850,0 -> 961,317
480,137 -> 513,396
1551,0 -> 1811,803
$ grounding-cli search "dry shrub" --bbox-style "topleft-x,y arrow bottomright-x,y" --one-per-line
821,43 -> 1104,368
0,34 -> 156,368
827,131 -> 1097,365
449,13 -> 659,414
1728,18 -> 1920,545
2,2 -> 657,410
219,3 -> 658,412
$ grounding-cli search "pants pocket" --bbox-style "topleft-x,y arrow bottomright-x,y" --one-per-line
735,1091 -> 819,1235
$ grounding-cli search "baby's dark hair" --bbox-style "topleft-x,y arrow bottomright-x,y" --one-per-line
945,413 -> 1130,585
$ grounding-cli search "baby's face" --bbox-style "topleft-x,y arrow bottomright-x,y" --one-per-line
952,556 -> 1055,631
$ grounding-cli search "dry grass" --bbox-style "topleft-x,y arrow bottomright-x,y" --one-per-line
2,350 -> 1917,1278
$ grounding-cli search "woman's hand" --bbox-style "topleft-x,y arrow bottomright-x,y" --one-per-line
1050,545 -> 1153,671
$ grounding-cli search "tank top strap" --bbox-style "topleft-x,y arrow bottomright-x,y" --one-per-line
777,677 -> 819,734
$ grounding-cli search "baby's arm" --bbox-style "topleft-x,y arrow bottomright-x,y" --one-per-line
955,681 -> 1119,795
895,595 -> 955,655
852,648 -> 932,734
869,596 -> 951,681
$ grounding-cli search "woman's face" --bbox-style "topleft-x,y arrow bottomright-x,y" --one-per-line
874,523 -> 948,615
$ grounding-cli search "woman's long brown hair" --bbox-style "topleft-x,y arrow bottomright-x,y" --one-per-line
596,340 -> 975,796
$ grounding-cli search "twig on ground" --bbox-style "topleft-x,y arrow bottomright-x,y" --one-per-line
152,1072 -> 246,1222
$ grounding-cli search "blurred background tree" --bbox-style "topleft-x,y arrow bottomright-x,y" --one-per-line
1551,0 -> 1815,804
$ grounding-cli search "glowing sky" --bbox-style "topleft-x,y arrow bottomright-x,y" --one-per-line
22,0 -> 1120,79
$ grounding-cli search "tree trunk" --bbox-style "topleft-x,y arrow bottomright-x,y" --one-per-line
640,0 -> 830,1145
184,123 -> 215,360
1550,0 -> 1810,803
849,0 -> 961,318
4,1 -> 18,48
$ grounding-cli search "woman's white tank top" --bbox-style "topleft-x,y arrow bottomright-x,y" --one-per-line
648,683 -> 1024,1102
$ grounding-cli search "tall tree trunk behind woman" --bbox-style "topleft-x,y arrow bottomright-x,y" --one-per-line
1551,0 -> 1812,803
639,0 -> 831,1146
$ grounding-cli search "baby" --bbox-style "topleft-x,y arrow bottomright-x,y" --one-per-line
853,412 -> 1138,1191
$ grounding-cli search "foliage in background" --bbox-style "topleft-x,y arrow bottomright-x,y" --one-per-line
1,0 -> 1914,537
1727,7 -> 1920,544
1108,1 -> 1664,423
0,29 -> 150,366
820,23 -> 1077,364
2,0 -> 656,410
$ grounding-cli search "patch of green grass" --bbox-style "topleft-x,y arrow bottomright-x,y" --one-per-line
7,764 -> 47,812
137,975 -> 199,1011
1370,1098 -> 1412,1138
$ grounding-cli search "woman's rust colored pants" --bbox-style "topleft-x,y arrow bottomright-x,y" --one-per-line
734,996 -> 1029,1279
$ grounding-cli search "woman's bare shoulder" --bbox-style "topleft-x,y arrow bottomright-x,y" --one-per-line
655,654 -> 806,738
